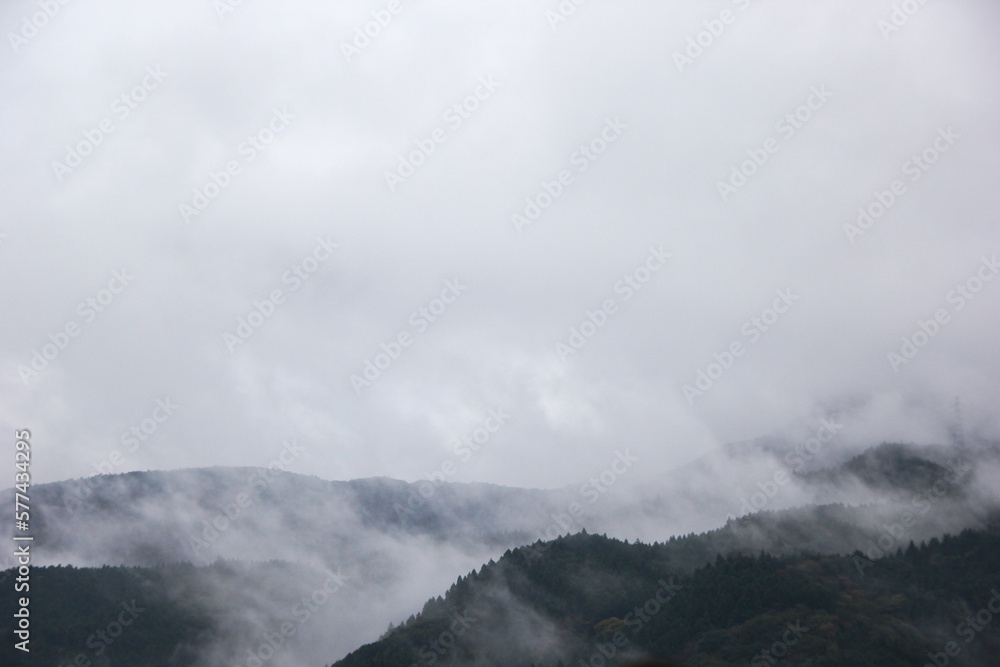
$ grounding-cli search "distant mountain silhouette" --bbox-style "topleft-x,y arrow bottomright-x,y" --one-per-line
1,440 -> 998,665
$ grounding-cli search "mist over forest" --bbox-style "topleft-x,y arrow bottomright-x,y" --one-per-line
3,0 -> 999,665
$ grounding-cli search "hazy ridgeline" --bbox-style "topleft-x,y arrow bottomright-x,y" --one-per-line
2,438 -> 999,665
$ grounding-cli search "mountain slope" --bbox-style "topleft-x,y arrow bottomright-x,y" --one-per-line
334,525 -> 1000,666
1,441 -> 997,665
4,500 -> 998,667
3,441 -> 996,571
0,469 -> 582,568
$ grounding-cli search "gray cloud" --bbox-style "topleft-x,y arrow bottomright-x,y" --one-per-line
1,0 -> 999,491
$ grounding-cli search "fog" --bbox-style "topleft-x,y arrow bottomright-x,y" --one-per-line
3,1 -> 999,665
2,0 -> 999,491
2,435 -> 999,662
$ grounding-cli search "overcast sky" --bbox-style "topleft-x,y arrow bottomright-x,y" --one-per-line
2,0 -> 999,488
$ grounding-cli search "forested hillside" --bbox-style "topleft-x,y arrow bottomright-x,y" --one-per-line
334,525 -> 1000,666
2,443 -> 998,666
